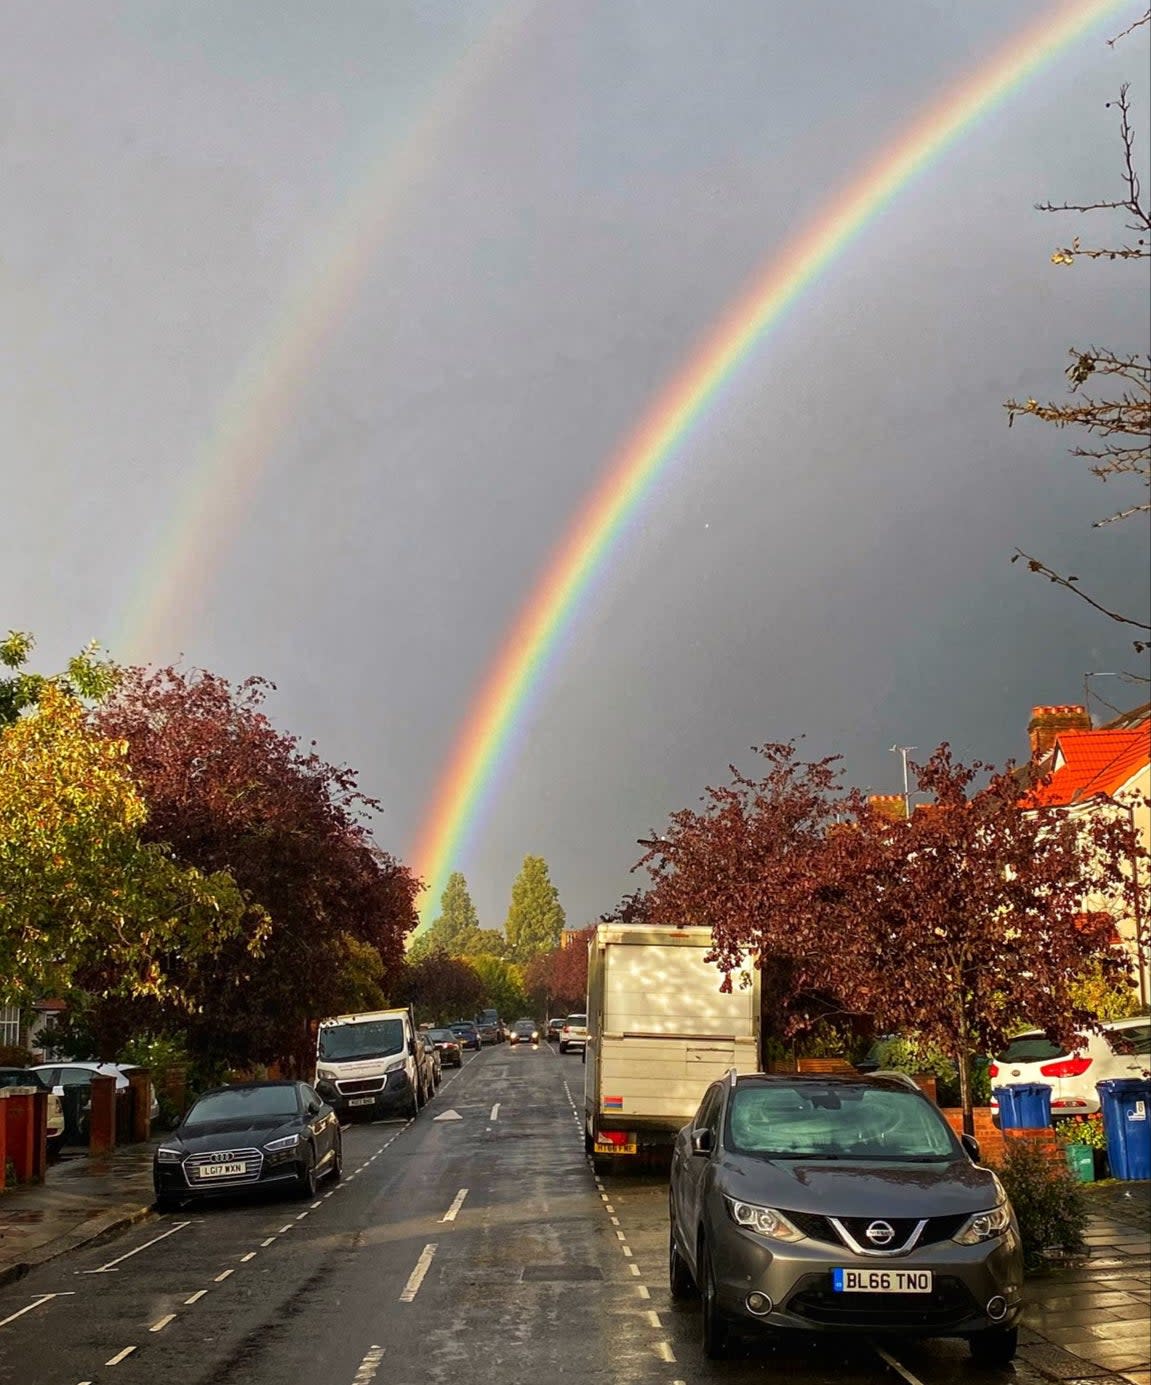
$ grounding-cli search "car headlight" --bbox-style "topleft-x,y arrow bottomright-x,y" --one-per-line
316,1066 -> 339,1082
953,1204 -> 1012,1245
155,1147 -> 183,1164
532,1032 -> 539,1041
725,1198 -> 805,1242
264,1133 -> 301,1153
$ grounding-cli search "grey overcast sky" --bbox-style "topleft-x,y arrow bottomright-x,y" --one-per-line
4,2 -> 1149,928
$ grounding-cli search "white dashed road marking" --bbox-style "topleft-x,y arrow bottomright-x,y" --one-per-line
352,1344 -> 385,1384
0,1292 -> 74,1329
184,1290 -> 208,1305
105,1346 -> 136,1366
399,1243 -> 438,1302
440,1188 -> 469,1222
149,1314 -> 177,1333
213,1269 -> 234,1283
654,1341 -> 676,1363
489,1103 -> 500,1120
83,1222 -> 191,1274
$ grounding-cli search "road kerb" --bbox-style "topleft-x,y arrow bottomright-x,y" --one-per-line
0,1203 -> 154,1289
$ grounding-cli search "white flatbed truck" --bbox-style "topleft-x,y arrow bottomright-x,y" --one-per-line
583,924 -> 760,1172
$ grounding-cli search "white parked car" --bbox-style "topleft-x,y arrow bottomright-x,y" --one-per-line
31,1062 -> 160,1131
0,1068 -> 66,1152
989,1017 -> 1150,1118
558,1014 -> 588,1054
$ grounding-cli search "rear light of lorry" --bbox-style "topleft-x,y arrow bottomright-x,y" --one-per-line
596,1130 -> 631,1146
1039,1057 -> 1092,1078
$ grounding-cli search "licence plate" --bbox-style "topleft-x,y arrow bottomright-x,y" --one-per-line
833,1269 -> 933,1293
198,1162 -> 247,1179
594,1140 -> 637,1156
348,1097 -> 375,1107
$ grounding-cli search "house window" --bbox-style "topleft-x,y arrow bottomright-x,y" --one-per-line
0,1005 -> 22,1050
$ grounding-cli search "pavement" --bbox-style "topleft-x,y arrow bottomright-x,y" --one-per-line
0,1142 -> 157,1288
0,1098 -> 1146,1383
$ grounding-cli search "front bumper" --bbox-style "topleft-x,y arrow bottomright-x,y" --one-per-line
154,1152 -> 306,1198
704,1217 -> 1023,1339
316,1069 -> 414,1116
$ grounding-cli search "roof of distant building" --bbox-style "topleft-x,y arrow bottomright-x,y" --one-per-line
1028,719 -> 1150,807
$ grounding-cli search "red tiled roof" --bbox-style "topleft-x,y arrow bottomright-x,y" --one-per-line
1029,721 -> 1150,806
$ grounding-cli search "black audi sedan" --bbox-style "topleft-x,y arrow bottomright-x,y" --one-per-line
153,1080 -> 342,1210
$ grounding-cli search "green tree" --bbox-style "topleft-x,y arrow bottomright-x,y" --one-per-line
0,683 -> 254,1013
504,855 -> 566,965
469,954 -> 529,1019
1,629 -> 120,725
408,871 -> 483,960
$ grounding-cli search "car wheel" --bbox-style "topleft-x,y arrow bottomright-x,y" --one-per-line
406,1087 -> 420,1119
669,1224 -> 698,1300
558,1043 -> 568,1054
329,1136 -> 343,1182
155,1192 -> 182,1213
700,1240 -> 733,1359
969,1327 -> 1018,1365
294,1150 -> 319,1201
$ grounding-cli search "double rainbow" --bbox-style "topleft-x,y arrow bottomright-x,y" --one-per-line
411,0 -> 1127,924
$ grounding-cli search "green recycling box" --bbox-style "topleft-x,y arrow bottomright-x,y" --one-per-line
1063,1143 -> 1095,1183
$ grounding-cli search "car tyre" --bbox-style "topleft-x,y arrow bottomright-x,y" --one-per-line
329,1136 -> 343,1182
700,1240 -> 733,1359
406,1087 -> 420,1120
154,1192 -> 181,1213
558,1042 -> 568,1054
669,1225 -> 697,1300
969,1327 -> 1018,1365
294,1149 -> 319,1201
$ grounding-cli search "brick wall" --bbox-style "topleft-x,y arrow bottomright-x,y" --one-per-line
941,1108 -> 1064,1167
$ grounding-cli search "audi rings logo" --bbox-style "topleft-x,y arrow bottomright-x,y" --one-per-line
865,1220 -> 896,1246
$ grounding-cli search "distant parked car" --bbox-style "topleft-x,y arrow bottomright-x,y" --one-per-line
509,1019 -> 540,1046
475,1020 -> 501,1046
153,1080 -> 341,1210
0,1068 -> 66,1152
427,1028 -> 464,1068
558,1014 -> 588,1054
989,1017 -> 1150,1119
449,1022 -> 482,1052
546,1017 -> 566,1042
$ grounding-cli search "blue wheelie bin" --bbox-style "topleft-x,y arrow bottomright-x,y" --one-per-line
1096,1078 -> 1151,1181
994,1082 -> 1053,1129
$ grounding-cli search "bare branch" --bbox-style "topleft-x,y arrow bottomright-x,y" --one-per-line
1012,551 -> 1151,649
1108,9 -> 1150,46
1092,500 -> 1151,525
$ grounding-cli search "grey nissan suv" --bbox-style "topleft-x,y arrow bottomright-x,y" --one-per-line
669,1072 -> 1023,1362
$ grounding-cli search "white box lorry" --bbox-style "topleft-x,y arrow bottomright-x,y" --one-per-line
583,924 -> 760,1171
314,1005 -> 425,1120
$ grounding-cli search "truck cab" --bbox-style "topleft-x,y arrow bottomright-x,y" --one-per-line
315,1007 -> 424,1120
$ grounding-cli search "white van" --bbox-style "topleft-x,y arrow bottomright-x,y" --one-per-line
314,1006 -> 425,1120
989,1016 -> 1150,1117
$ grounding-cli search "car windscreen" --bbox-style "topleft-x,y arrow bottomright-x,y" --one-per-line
0,1070 -> 46,1090
1106,1023 -> 1151,1055
727,1083 -> 957,1160
186,1086 -> 300,1123
999,1033 -> 1067,1063
428,1029 -> 456,1041
318,1018 -> 405,1062
567,1015 -> 587,1026
450,1024 -> 475,1034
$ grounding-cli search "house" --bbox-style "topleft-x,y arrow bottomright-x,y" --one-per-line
0,999 -> 67,1062
1025,702 -> 1150,1007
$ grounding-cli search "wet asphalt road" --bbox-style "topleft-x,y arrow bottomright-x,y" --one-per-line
0,1043 -> 1047,1385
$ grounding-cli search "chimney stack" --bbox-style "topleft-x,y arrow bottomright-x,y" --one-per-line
868,793 -> 908,822
1028,704 -> 1092,761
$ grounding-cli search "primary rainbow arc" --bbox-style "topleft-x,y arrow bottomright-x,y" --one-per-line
410,0 -> 1127,926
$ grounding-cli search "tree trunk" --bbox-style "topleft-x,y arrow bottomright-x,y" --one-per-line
956,1043 -> 974,1137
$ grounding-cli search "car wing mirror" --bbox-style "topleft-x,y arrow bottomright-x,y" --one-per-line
960,1132 -> 981,1163
690,1127 -> 714,1156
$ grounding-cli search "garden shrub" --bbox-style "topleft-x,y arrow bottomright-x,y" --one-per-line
992,1138 -> 1088,1269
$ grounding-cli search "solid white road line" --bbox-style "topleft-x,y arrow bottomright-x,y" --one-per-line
184,1290 -> 208,1305
105,1346 -> 136,1366
440,1188 -> 469,1223
84,1221 -> 191,1273
352,1344 -> 385,1384
489,1103 -> 500,1120
0,1293 -> 69,1329
874,1343 -> 928,1385
149,1314 -> 177,1333
399,1243 -> 438,1302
